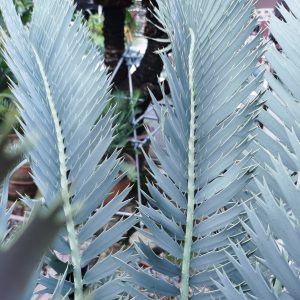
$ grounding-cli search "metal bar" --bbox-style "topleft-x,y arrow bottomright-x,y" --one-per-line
124,49 -> 145,228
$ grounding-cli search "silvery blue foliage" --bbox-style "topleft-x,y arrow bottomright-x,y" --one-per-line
120,0 -> 264,298
0,0 -> 137,298
218,1 -> 300,299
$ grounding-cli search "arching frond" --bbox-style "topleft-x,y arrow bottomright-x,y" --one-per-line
0,0 -> 137,298
122,0 -> 264,298
219,1 -> 300,299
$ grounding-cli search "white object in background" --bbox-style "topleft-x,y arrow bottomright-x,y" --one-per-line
255,8 -> 274,23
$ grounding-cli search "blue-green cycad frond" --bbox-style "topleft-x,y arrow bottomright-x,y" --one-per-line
218,1 -> 300,299
0,0 -> 137,298
123,0 -> 264,298
255,1 -> 300,174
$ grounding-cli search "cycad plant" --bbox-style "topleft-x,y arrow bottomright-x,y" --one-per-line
0,0 -> 137,298
217,1 -> 300,299
3,0 -> 300,299
119,0 -> 265,298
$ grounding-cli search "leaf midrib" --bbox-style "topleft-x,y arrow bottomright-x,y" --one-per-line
180,28 -> 197,300
32,46 -> 84,299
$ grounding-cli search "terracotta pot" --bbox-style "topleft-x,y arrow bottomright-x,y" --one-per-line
7,134 -> 38,200
104,173 -> 131,205
9,163 -> 38,200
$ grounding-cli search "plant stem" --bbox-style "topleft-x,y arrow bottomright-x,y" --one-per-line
62,189 -> 83,300
32,47 -> 83,299
180,28 -> 196,300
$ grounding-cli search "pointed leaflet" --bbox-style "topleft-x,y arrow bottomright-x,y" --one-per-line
220,1 -> 300,298
0,0 -> 137,297
124,0 -> 263,298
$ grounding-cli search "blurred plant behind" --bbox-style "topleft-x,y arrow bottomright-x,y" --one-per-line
87,8 -> 137,50
90,0 -> 169,122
